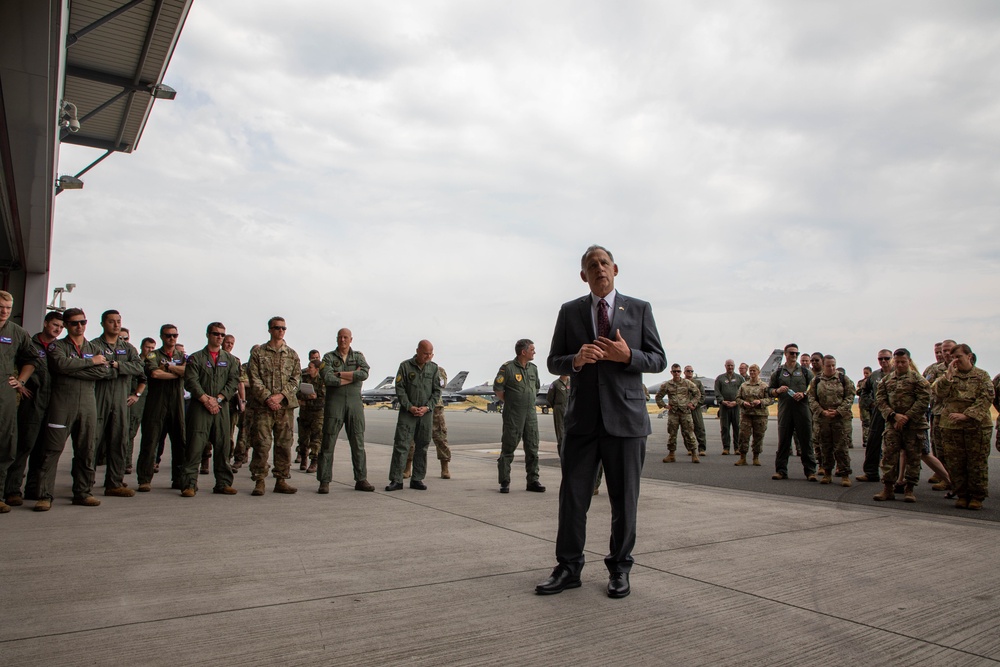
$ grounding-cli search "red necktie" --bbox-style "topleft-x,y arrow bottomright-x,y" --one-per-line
598,299 -> 610,338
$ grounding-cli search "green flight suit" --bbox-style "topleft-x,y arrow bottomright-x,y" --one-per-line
318,348 -> 370,483
494,359 -> 540,485
689,377 -> 707,452
91,335 -> 145,489
7,333 -> 50,500
0,320 -> 40,498
546,376 -> 570,453
136,348 -> 186,486
36,337 -> 113,501
183,347 -> 240,491
389,357 -> 440,483
126,373 -> 146,469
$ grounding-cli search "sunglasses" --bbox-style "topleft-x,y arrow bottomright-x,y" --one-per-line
67,319 -> 87,326
209,331 -> 226,337
163,333 -> 179,338
877,357 -> 890,361
271,326 -> 287,331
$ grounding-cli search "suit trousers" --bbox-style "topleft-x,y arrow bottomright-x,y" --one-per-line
556,417 -> 645,576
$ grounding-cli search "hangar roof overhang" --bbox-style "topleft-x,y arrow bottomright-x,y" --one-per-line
0,0 -> 192,276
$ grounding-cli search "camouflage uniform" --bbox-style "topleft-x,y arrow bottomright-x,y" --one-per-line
933,367 -> 995,502
389,356 -> 441,484
808,372 -> 856,479
875,369 -> 931,489
91,335 -> 145,490
136,348 -> 186,487
856,377 -> 874,447
1,326 -> 42,501
36,337 -> 113,501
735,379 -> 772,457
183,347 -> 240,491
296,363 -> 326,465
689,376 -> 707,453
248,342 -> 301,481
233,361 -> 253,465
317,347 -> 370,483
994,373 -> 1000,453
494,359 -> 540,485
923,361 -> 947,459
546,376 -> 570,453
6,333 -> 50,501
655,378 -> 699,454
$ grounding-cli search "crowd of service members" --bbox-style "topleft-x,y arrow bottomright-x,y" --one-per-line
654,342 -> 997,509
1,291 -> 996,512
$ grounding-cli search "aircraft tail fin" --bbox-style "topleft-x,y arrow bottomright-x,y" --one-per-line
373,376 -> 394,390
444,371 -> 469,392
759,349 -> 784,384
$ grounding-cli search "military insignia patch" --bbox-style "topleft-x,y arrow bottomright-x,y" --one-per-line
396,374 -> 402,383
409,372 -> 415,379
515,374 -> 523,382
496,375 -> 504,384
147,353 -> 157,360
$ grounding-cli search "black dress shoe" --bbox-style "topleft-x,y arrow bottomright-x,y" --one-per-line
500,482 -> 509,494
384,481 -> 403,492
607,572 -> 630,598
535,566 -> 581,595
409,480 -> 427,490
526,481 -> 546,493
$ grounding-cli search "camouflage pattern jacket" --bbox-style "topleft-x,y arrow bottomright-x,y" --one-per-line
875,369 -> 931,430
933,367 -> 995,430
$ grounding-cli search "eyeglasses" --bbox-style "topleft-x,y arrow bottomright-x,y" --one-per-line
209,331 -> 226,337
271,326 -> 287,331
67,319 -> 87,326
121,337 -> 130,342
163,333 -> 179,338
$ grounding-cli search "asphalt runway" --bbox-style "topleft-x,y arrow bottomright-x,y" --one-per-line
364,406 -> 1000,522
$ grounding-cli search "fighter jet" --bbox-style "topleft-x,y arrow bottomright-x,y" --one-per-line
457,380 -> 553,413
646,349 -> 784,408
361,371 -> 469,408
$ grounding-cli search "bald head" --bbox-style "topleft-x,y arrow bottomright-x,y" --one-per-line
415,340 -> 434,366
337,328 -> 353,353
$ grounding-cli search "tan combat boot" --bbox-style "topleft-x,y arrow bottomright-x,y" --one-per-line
662,452 -> 675,463
903,484 -> 916,503
734,455 -> 747,466
691,451 -> 700,463
873,484 -> 895,501
820,474 -> 833,485
752,456 -> 761,466
274,479 -> 298,494
441,461 -> 451,479
841,477 -> 851,487
252,479 -> 266,496
403,461 -> 412,479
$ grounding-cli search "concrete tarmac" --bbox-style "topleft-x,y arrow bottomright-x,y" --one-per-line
2,409 -> 999,666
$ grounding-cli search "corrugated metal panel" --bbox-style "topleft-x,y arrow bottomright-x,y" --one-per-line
62,0 -> 193,154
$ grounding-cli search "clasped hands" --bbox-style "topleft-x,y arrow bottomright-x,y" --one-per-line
574,330 -> 631,368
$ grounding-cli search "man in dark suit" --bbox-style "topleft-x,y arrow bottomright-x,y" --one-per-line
536,245 -> 666,599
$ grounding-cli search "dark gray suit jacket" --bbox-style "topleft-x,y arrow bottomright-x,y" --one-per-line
547,293 -> 666,438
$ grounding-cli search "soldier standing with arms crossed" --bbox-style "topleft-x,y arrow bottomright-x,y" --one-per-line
136,325 -> 186,491
656,365 -> 700,463
92,310 -> 144,497
33,309 -> 110,511
317,328 -> 374,493
495,339 -> 545,494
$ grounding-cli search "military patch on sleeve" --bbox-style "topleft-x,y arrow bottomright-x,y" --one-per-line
396,374 -> 402,383
147,353 -> 157,360
496,375 -> 504,384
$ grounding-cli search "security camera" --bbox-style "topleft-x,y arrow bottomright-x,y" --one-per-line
60,101 -> 80,133
65,283 -> 76,292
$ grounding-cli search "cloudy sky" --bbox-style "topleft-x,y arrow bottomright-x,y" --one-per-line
55,0 -> 1000,388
